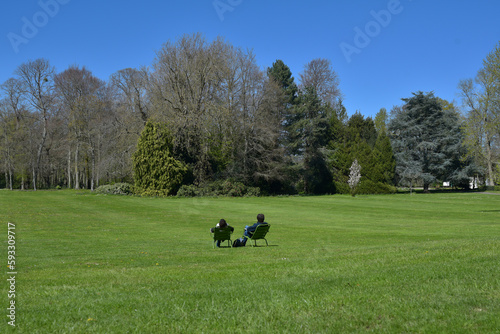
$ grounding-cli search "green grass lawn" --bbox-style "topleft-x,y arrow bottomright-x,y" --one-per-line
1,190 -> 499,333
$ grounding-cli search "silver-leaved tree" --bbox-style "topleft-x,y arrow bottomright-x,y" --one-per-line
389,92 -> 473,191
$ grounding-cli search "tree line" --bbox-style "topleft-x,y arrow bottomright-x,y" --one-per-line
1,34 -> 499,195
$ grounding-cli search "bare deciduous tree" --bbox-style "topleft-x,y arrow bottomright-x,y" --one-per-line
55,65 -> 107,190
459,42 -> 500,186
150,33 -> 229,183
459,74 -> 499,186
110,67 -> 150,125
15,59 -> 56,190
299,58 -> 341,105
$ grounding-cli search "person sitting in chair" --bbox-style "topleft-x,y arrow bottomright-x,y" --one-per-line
211,219 -> 234,247
234,213 -> 268,247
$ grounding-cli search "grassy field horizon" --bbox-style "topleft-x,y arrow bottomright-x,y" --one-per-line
1,190 -> 499,333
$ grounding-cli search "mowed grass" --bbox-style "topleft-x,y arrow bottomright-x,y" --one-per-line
1,190 -> 499,333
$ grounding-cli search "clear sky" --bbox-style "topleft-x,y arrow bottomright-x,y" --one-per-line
1,0 -> 499,118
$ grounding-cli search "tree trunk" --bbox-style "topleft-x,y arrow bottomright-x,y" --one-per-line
67,148 -> 72,189
486,139 -> 495,186
90,147 -> 95,191
96,135 -> 101,188
32,167 -> 37,191
74,143 -> 80,189
33,116 -> 48,191
85,159 -> 89,189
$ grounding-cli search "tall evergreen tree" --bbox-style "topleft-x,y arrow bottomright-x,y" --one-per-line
345,114 -> 376,183
267,59 -> 298,108
332,111 -> 396,194
267,59 -> 299,159
389,92 -> 469,191
328,100 -> 350,192
133,122 -> 187,195
374,108 -> 388,135
288,87 -> 333,194
371,132 -> 396,185
346,112 -> 377,148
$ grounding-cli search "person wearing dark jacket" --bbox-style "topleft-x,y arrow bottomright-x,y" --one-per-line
234,213 -> 268,247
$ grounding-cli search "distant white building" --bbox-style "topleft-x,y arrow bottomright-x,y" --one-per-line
443,178 -> 481,189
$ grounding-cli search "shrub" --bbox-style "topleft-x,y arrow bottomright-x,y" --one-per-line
333,181 -> 350,195
176,180 -> 260,197
176,185 -> 200,197
135,189 -> 170,197
333,179 -> 395,195
245,187 -> 261,197
95,183 -> 134,195
357,179 -> 396,194
222,180 -> 245,197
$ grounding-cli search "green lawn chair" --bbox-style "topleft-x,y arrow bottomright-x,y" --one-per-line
246,224 -> 270,247
212,227 -> 233,248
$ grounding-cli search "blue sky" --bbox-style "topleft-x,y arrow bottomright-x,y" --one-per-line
1,0 -> 499,118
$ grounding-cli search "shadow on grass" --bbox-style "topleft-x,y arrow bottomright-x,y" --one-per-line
397,188 -> 496,195
213,245 -> 279,249
245,245 -> 279,248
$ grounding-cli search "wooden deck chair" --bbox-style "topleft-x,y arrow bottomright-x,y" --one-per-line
247,224 -> 270,247
212,227 -> 233,248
